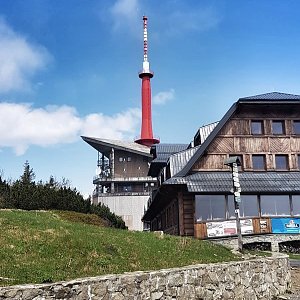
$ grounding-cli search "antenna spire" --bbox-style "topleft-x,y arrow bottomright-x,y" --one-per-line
143,15 -> 148,62
142,15 -> 150,73
135,15 -> 159,147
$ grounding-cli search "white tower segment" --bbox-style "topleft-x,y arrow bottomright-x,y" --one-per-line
142,16 -> 150,73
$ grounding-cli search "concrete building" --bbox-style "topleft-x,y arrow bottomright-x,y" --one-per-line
82,137 -> 156,230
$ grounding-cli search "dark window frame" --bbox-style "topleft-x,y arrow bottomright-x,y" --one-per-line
195,195 -> 226,221
275,154 -> 289,170
293,120 -> 300,134
251,120 -> 264,135
252,155 -> 266,170
260,195 -> 291,216
272,120 -> 285,135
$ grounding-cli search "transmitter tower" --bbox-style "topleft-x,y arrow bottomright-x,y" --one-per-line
135,16 -> 160,147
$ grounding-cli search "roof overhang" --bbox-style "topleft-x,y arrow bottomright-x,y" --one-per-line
82,136 -> 152,157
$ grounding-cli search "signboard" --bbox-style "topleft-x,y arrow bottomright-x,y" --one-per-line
271,218 -> 300,234
206,219 -> 253,238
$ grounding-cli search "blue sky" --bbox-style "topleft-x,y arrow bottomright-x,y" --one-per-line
1,0 -> 300,196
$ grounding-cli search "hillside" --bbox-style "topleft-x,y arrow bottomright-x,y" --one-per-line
0,209 -> 237,286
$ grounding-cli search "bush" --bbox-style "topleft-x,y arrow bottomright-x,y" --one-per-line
0,162 -> 127,229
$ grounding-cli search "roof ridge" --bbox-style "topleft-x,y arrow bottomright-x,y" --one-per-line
239,91 -> 300,100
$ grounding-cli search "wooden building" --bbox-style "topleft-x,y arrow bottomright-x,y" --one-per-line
143,92 -> 300,241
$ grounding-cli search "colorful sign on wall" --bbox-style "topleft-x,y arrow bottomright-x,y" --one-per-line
271,218 -> 300,234
206,219 -> 253,237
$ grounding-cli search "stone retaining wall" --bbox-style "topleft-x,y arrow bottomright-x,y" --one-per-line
210,234 -> 300,252
0,254 -> 290,300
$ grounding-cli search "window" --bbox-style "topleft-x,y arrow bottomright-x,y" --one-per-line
123,185 -> 132,192
298,155 -> 300,169
240,195 -> 259,217
252,155 -> 266,170
272,120 -> 285,134
227,195 -> 236,219
195,195 -> 225,221
293,121 -> 300,134
119,157 -> 123,162
292,195 -> 300,216
275,155 -> 288,170
127,157 -> 132,162
228,195 -> 258,218
260,195 -> 291,216
251,120 -> 263,134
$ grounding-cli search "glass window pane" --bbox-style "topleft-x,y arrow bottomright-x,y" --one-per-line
195,195 -> 225,221
211,195 -> 226,219
292,195 -> 300,216
228,195 -> 235,219
293,121 -> 300,134
251,121 -> 263,134
261,195 -> 291,216
298,155 -> 300,170
253,155 -> 266,170
272,121 -> 285,134
240,195 -> 259,217
275,155 -> 288,170
195,195 -> 211,221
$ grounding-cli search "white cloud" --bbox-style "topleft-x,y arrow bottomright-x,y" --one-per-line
109,0 -> 140,34
153,89 -> 175,105
0,102 -> 141,155
0,17 -> 50,93
165,6 -> 220,36
81,108 -> 141,140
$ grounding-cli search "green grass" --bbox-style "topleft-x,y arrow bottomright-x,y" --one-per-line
289,253 -> 300,260
0,209 -> 237,286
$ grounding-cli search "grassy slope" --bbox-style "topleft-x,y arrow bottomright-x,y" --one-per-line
0,209 -> 237,286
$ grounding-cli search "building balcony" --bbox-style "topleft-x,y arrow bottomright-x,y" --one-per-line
93,191 -> 151,198
93,175 -> 157,185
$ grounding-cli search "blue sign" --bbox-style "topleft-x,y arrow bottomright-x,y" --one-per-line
271,218 -> 300,234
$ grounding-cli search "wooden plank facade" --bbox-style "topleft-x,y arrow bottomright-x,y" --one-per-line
143,93 -> 300,240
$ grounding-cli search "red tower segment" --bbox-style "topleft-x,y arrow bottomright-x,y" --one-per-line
135,16 -> 159,147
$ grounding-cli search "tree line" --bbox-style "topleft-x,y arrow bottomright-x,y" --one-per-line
0,161 -> 126,229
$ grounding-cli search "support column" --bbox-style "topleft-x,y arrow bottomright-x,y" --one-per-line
271,241 -> 279,252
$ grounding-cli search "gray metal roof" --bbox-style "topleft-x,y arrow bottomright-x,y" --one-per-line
169,145 -> 200,177
152,153 -> 174,163
196,121 -> 219,144
151,143 -> 188,163
239,92 -> 300,100
148,143 -> 189,177
81,136 -> 152,157
153,143 -> 188,156
165,172 -> 300,193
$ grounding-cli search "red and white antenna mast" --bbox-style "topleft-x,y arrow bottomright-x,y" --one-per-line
135,16 -> 159,147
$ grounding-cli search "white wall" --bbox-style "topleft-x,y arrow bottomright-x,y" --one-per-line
95,195 -> 149,231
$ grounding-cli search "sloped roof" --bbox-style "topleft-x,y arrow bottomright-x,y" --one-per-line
165,172 -> 300,193
239,92 -> 300,100
195,121 -> 219,145
169,145 -> 200,177
81,136 -> 152,157
148,143 -> 188,176
176,92 -> 300,177
152,143 -> 189,159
